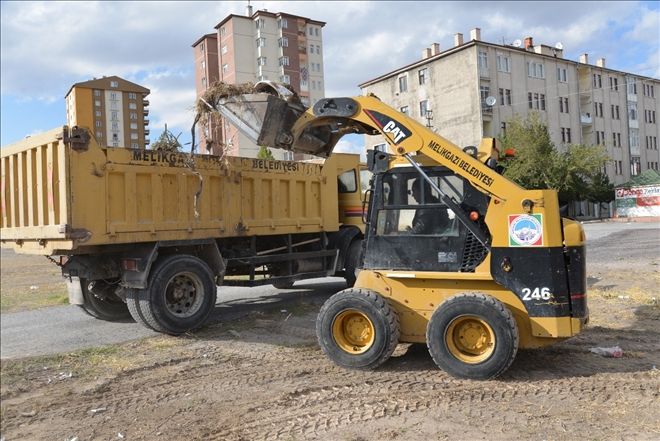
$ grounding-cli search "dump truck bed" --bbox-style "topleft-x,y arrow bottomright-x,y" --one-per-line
1,126 -> 340,255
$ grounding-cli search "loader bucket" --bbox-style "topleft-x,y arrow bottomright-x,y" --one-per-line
216,92 -> 304,150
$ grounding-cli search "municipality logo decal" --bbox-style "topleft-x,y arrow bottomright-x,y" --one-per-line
508,214 -> 543,247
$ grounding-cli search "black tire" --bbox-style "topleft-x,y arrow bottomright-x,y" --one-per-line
271,279 -> 295,289
137,255 -> 217,335
426,293 -> 519,380
78,279 -> 131,321
125,288 -> 159,331
344,239 -> 363,287
316,288 -> 400,370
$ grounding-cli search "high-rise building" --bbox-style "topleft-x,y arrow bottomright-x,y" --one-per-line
193,6 -> 326,158
65,75 -> 150,149
359,29 -> 660,190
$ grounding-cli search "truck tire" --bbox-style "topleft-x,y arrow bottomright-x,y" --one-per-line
125,288 -> 157,331
344,239 -> 363,287
136,255 -> 217,335
316,288 -> 400,370
78,279 -> 131,321
426,293 -> 519,380
271,280 -> 295,289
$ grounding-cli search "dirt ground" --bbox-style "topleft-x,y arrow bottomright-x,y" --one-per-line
1,227 -> 659,440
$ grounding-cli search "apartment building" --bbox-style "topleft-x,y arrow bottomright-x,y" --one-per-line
359,29 -> 660,187
192,6 -> 326,158
65,76 -> 150,149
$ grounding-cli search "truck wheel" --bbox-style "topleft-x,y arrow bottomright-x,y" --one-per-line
316,288 -> 399,370
137,255 -> 217,335
125,288 -> 158,331
78,279 -> 131,321
344,239 -> 363,287
272,280 -> 295,289
426,293 -> 519,380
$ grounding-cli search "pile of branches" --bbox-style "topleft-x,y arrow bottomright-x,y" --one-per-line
151,125 -> 182,152
193,82 -> 255,156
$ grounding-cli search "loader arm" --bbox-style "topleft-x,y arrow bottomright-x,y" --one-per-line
288,95 -> 525,203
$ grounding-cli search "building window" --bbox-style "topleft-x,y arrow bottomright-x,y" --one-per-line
279,56 -> 290,66
528,92 -> 533,109
110,81 -> 118,88
111,122 -> 118,130
480,86 -> 490,108
129,102 -> 137,110
94,90 -> 101,97
201,60 -> 206,70
316,45 -> 321,54
561,127 -> 571,144
281,74 -> 290,84
220,26 -> 226,36
278,18 -> 288,29
419,100 -> 429,117
400,106 -> 409,115
200,42 -> 204,54
594,102 -> 603,117
418,68 -> 428,85
499,88 -> 512,106
631,157 -> 641,176
278,37 -> 288,47
308,26 -> 312,35
557,67 -> 567,82
128,92 -> 136,100
496,54 -> 511,73
596,131 -> 605,145
130,112 -> 137,120
95,100 -> 101,107
593,74 -> 602,88
478,51 -> 488,70
111,111 -> 118,121
609,77 -> 619,91
527,62 -> 545,78
95,110 -> 101,117
96,131 -> 103,138
611,105 -> 620,120
202,77 -> 206,87
95,120 -> 102,127
256,37 -> 266,47
222,63 -> 229,73
130,123 -> 138,130
315,27 -> 319,36
131,132 -> 138,140
221,44 -> 227,54
629,103 -> 637,121
131,142 -> 139,148
559,97 -> 569,113
257,56 -> 266,66
398,75 -> 408,93
255,18 -> 265,29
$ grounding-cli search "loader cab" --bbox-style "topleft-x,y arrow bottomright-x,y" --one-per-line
363,165 -> 490,273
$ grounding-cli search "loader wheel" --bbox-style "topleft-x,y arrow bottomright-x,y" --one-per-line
136,255 -> 217,335
317,288 -> 400,370
78,279 -> 131,321
344,239 -> 363,287
426,293 -> 518,380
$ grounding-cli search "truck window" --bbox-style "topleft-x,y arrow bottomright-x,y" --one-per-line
359,169 -> 372,197
338,169 -> 357,193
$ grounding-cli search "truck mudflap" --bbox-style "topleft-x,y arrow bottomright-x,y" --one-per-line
66,276 -> 84,305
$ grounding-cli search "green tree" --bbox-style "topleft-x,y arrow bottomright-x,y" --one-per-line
500,113 -> 609,204
257,146 -> 275,160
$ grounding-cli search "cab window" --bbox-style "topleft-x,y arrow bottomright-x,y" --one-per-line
338,169 -> 357,193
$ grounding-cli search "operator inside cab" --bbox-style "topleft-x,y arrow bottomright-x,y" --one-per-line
408,177 -> 450,235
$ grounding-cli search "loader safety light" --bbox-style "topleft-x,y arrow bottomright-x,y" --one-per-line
121,258 -> 140,272
469,211 -> 479,221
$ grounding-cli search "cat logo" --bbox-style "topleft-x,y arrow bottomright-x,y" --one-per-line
364,109 -> 412,145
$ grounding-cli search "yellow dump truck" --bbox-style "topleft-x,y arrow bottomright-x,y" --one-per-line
1,126 -> 368,333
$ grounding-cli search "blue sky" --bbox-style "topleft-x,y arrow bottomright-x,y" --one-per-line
1,1 -> 658,154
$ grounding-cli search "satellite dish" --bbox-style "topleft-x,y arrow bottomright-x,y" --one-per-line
555,42 -> 564,50
485,96 -> 497,107
512,39 -> 522,48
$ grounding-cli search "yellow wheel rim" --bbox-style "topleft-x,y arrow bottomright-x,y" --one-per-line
445,315 -> 495,364
332,309 -> 375,354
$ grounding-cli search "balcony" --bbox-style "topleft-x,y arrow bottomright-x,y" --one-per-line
144,129 -> 150,135
144,119 -> 149,125
580,113 -> 593,125
143,99 -> 149,106
145,139 -> 150,145
143,109 -> 149,116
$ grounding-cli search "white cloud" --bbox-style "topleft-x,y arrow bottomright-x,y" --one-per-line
1,1 -> 658,147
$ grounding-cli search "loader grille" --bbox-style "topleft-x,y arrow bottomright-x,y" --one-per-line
460,230 -> 489,272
